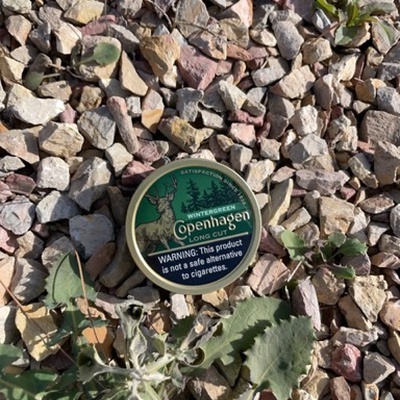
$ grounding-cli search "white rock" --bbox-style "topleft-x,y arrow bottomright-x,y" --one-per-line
36,157 -> 70,191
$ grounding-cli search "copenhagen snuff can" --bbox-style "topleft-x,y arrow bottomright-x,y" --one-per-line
125,159 -> 261,294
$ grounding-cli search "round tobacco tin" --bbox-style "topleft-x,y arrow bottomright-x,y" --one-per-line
125,159 -> 261,294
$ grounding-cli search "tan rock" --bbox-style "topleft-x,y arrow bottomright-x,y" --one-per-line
140,35 -> 180,77
338,295 -> 373,331
262,178 -> 293,226
15,303 -> 66,361
0,56 -> 25,81
202,289 -> 229,310
319,197 -> 355,237
379,300 -> 400,330
54,22 -> 82,55
348,275 -> 387,322
226,0 -> 253,28
119,50 -> 148,96
5,15 -> 31,46
141,89 -> 164,133
64,0 -> 104,24
388,331 -> 400,363
0,129 -> 39,165
374,141 -> 400,186
0,257 -> 15,305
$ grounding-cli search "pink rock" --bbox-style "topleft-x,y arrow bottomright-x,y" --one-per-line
0,226 -> 19,254
226,43 -> 252,61
340,186 -> 356,201
0,181 -> 13,203
121,160 -> 154,186
341,254 -> 371,276
135,139 -> 163,164
59,103 -> 77,123
80,15 -> 118,36
5,173 -> 36,195
228,110 -> 264,126
331,344 -> 363,382
228,123 -> 256,147
177,45 -> 218,90
226,0 -> 253,27
258,228 -> 286,257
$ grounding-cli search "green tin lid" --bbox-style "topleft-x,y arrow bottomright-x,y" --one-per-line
125,159 -> 261,294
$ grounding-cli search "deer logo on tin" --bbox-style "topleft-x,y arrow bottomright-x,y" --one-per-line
136,176 -> 184,254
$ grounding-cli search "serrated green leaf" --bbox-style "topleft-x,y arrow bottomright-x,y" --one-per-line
244,316 -> 314,400
0,370 -> 58,400
280,230 -> 307,260
338,238 -> 368,256
198,297 -> 291,368
331,265 -> 356,279
0,343 -> 22,370
93,43 -> 121,66
44,253 -> 97,310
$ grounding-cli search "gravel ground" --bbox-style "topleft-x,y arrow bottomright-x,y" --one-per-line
1,0 -> 400,399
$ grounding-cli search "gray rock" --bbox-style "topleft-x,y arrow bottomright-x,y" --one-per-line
36,191 -> 81,223
170,293 -> 191,320
290,106 -> 320,136
68,157 -> 113,211
0,156 -> 25,173
0,196 -> 35,235
348,275 -> 387,322
296,169 -> 348,196
251,57 -> 289,86
41,236 -> 75,268
331,326 -> 378,348
378,62 -> 400,81
105,143 -> 133,177
175,0 -> 210,38
36,157 -> 70,191
292,278 -> 321,330
217,80 -> 247,111
15,231 -> 44,259
39,122 -> 84,158
70,214 -> 115,259
229,144 -> 253,173
200,109 -> 227,130
348,153 -> 378,189
359,193 -> 394,214
0,306 -> 19,344
367,222 -> 389,246
374,141 -> 400,186
379,234 -> 400,257
288,134 -> 328,164
363,352 -> 395,384
99,228 -> 135,288
259,138 -> 281,161
78,106 -> 116,149
10,259 -> 47,304
273,20 -> 304,60
391,204 -> 400,238
244,160 -> 275,192
314,74 -> 336,110
329,54 -> 359,82
176,88 -> 203,122
360,110 -> 400,146
99,78 -> 131,99
376,86 -> 400,116
115,270 -> 146,297
11,97 -> 65,125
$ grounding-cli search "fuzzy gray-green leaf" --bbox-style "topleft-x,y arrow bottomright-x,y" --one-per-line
44,253 -> 97,309
198,297 -> 291,368
338,238 -> 368,256
93,43 -> 121,66
244,316 -> 314,400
